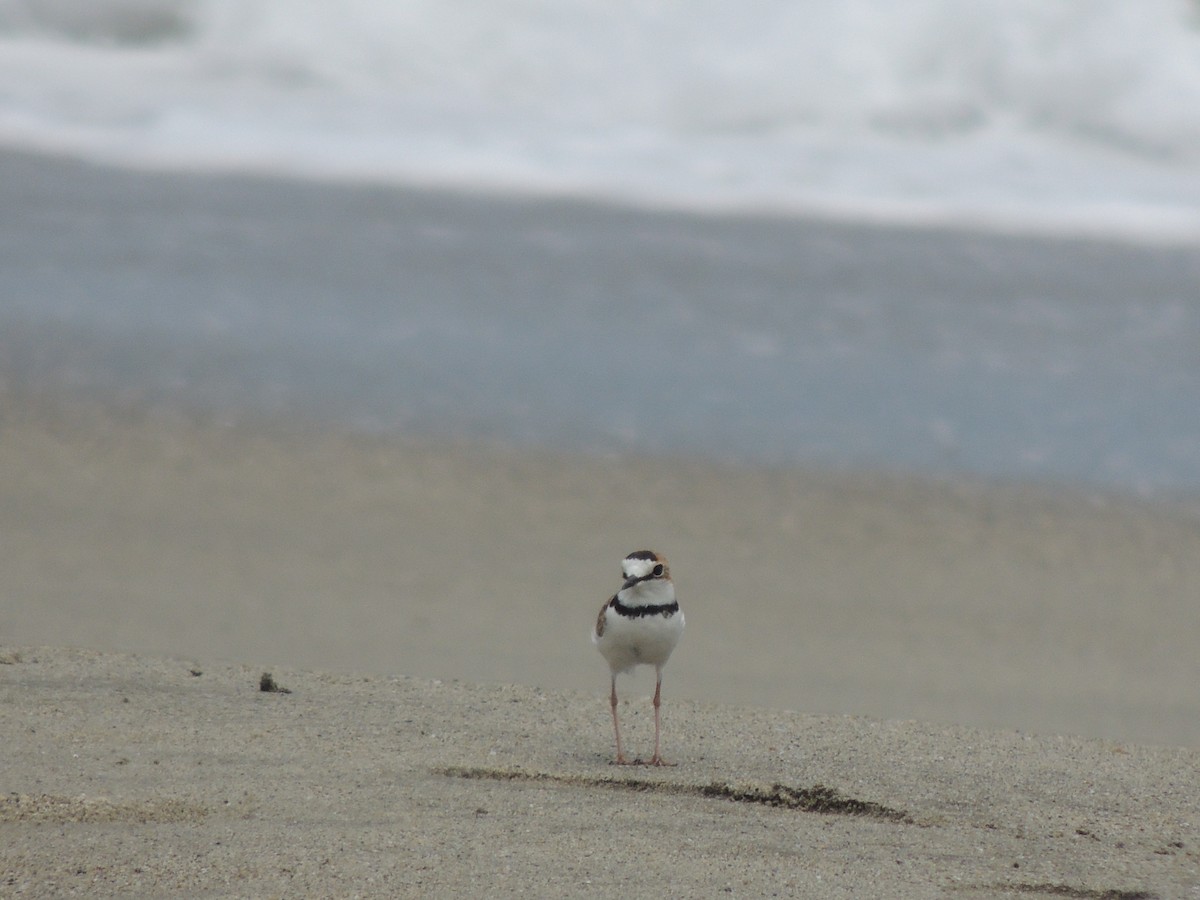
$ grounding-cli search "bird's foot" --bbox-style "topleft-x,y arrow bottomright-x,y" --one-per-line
611,755 -> 676,766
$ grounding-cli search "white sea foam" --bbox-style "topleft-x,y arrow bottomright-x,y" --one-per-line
2,0 -> 1199,240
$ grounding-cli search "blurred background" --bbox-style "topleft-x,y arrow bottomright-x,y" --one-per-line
2,1 -> 1200,495
2,1 -> 1199,745
2,0 -> 1200,234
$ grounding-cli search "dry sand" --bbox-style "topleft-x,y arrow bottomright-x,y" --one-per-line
2,396 -> 1199,895
1,646 -> 1196,897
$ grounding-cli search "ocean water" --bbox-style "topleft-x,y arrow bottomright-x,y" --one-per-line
2,2 -> 1200,499
1,0 -> 1200,239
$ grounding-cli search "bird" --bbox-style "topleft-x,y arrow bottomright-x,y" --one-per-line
591,550 -> 685,765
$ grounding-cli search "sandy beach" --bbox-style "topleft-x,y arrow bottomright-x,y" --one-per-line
2,645 -> 1196,897
1,400 -> 1198,897
3,397 -> 1199,748
2,148 -> 1199,895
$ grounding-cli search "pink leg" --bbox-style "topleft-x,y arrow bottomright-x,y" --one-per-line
610,674 -> 629,765
649,669 -> 673,766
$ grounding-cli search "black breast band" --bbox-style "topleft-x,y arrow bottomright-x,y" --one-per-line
611,598 -> 679,619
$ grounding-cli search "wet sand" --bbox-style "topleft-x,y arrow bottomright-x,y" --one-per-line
3,397 -> 1199,749
5,148 -> 1200,490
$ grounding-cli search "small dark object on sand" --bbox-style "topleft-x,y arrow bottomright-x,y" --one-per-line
259,672 -> 291,694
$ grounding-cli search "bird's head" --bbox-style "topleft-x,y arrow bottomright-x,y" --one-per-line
621,550 -> 670,589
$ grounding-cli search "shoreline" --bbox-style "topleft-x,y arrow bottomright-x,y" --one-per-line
4,147 -> 1200,495
8,143 -> 1200,249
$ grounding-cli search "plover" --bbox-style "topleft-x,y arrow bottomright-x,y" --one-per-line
592,550 -> 685,765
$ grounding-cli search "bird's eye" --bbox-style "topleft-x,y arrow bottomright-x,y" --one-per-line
653,564 -> 664,577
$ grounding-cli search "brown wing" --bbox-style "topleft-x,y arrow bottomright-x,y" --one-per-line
594,595 -> 616,638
